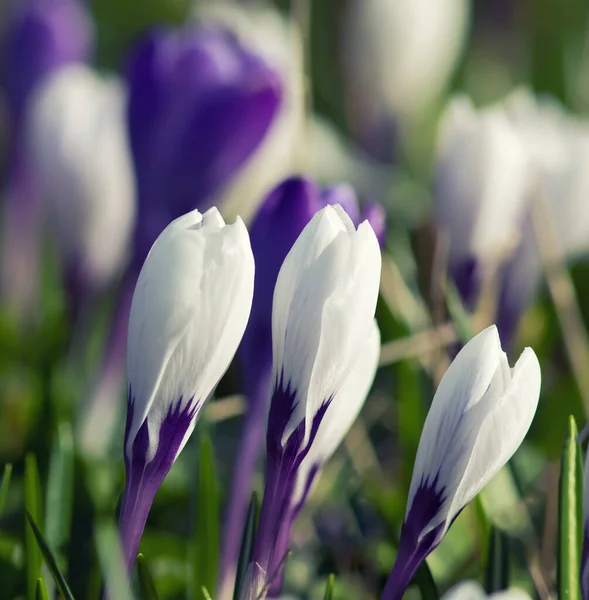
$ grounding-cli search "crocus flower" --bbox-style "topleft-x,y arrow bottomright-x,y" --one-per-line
25,64 -> 136,311
381,325 -> 541,600
248,204 -> 381,597
442,581 -> 532,600
342,0 -> 469,154
2,0 -> 93,128
119,207 -> 254,573
433,96 -> 529,309
218,178 -> 385,597
126,25 -> 282,263
582,445 -> 589,597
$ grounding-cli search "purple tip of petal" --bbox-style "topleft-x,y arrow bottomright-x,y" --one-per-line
2,0 -> 94,123
120,391 -> 200,572
126,24 -> 283,256
361,201 -> 387,246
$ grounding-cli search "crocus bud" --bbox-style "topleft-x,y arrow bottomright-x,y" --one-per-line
2,0 -> 93,126
120,207 -> 254,573
249,204 -> 381,596
434,96 -> 529,308
125,25 -> 282,263
381,325 -> 541,600
442,581 -> 532,600
25,64 -> 136,304
342,0 -> 469,148
219,177 -> 385,597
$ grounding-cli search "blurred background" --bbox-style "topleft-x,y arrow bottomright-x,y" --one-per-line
0,0 -> 588,598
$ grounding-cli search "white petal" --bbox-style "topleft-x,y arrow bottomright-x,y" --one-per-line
271,205 -> 381,446
408,326 -> 541,535
292,320 -> 380,505
441,581 -> 487,600
26,64 -> 136,287
126,211 -> 254,460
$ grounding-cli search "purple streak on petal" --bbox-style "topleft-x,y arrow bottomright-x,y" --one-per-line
126,26 -> 282,262
381,477 -> 447,600
119,392 -> 199,573
450,256 -> 480,311
361,201 -> 387,246
2,0 -> 93,127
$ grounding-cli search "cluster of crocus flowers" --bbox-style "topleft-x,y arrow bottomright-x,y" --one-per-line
381,325 -> 541,600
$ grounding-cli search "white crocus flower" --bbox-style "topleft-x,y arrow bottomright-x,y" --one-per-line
270,204 -> 382,449
442,581 -> 532,600
119,206 -> 254,573
381,325 -> 541,600
26,64 -> 136,292
434,96 -> 530,307
291,319 -> 381,509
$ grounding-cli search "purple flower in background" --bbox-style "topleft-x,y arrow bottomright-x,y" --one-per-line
125,25 -> 282,263
244,204 -> 381,598
2,0 -> 93,128
381,326 -> 540,600
217,177 -> 386,598
119,207 -> 254,574
582,443 -> 589,597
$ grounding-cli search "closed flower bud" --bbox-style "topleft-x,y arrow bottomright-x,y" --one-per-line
250,203 -> 381,596
25,64 -> 136,301
120,207 -> 254,572
382,325 -> 541,600
434,96 -> 529,308
126,25 -> 282,262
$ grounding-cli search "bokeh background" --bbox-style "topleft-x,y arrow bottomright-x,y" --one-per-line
0,0 -> 588,598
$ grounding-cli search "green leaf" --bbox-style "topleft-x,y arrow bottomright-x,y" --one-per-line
413,560 -> 439,600
95,521 -> 133,600
0,463 -> 13,517
137,553 -> 159,600
25,511 -> 75,600
558,415 -> 583,600
192,434 -> 219,596
323,574 -> 335,600
485,526 -> 509,593
202,587 -> 213,600
233,492 -> 259,600
25,454 -> 43,600
45,422 -> 74,552
35,577 -> 49,600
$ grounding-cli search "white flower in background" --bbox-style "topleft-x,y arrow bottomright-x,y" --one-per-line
433,96 -> 530,308
120,207 -> 255,573
291,320 -> 381,508
381,326 -> 541,600
442,581 -> 532,600
26,64 -> 136,290
270,204 -> 382,448
342,0 -> 469,124
194,2 -> 306,222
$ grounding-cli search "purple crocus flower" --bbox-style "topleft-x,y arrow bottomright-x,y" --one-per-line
2,0 -> 93,129
242,204 -> 381,598
119,207 -> 254,574
381,326 -> 540,600
126,25 -> 282,264
217,177 -> 386,598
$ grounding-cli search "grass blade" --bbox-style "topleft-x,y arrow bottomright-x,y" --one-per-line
193,433 -> 219,596
323,574 -> 335,600
558,415 -> 583,600
35,577 -> 49,600
137,553 -> 159,600
233,492 -> 259,600
413,560 -> 439,600
0,463 -> 13,517
25,454 -> 43,600
485,526 -> 509,593
25,510 -> 75,600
